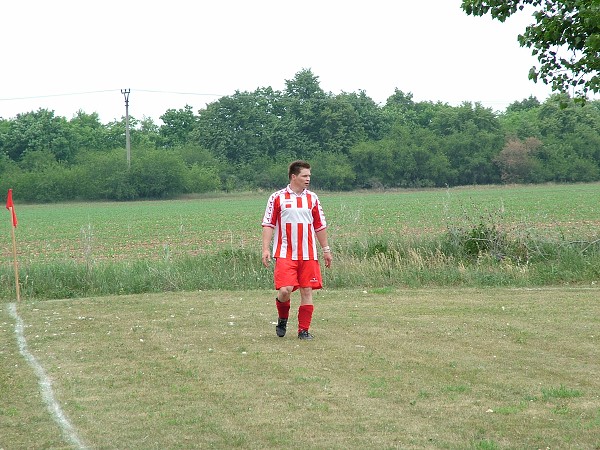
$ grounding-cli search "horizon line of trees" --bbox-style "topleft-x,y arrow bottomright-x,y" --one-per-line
1,69 -> 600,203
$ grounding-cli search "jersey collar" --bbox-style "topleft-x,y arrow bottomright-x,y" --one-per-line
286,185 -> 307,196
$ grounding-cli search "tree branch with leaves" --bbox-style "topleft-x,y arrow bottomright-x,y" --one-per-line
462,0 -> 600,100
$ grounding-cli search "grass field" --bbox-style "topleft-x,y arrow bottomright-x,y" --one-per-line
1,184 -> 599,448
2,288 -> 599,449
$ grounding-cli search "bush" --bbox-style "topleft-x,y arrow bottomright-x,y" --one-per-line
310,151 -> 356,191
129,149 -> 187,198
185,164 -> 222,193
76,150 -> 137,200
13,165 -> 77,202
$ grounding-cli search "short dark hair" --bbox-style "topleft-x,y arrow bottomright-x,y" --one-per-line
288,160 -> 311,179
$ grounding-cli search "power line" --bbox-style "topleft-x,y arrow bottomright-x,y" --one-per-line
0,88 -> 225,102
134,89 -> 225,97
0,89 -> 117,101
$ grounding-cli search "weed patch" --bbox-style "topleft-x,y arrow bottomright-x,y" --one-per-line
542,385 -> 583,401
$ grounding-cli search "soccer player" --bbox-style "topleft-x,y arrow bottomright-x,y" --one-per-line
261,160 -> 332,340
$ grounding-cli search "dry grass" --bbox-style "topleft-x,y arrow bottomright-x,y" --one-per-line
2,288 -> 600,449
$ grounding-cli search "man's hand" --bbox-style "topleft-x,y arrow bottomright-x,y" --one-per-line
262,249 -> 272,268
262,226 -> 274,267
323,251 -> 332,268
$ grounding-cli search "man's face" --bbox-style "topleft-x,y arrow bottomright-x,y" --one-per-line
291,168 -> 311,190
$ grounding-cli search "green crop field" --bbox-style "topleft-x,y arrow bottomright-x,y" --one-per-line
2,183 -> 599,265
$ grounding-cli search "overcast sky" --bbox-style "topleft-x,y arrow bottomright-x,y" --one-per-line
0,0 -> 571,124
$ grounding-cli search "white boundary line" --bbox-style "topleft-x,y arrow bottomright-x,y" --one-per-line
8,303 -> 87,450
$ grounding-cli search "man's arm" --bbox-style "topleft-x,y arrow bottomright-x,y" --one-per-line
262,226 -> 274,267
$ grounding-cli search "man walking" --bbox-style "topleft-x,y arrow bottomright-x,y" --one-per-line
262,160 -> 332,340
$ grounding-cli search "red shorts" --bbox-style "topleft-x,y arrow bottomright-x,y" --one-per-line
274,258 -> 323,291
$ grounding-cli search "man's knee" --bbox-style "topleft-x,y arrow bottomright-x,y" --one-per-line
278,286 -> 294,300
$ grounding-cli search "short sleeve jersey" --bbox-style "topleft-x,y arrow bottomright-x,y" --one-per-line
262,185 -> 327,260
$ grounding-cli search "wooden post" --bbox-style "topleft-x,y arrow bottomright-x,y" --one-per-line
121,89 -> 131,168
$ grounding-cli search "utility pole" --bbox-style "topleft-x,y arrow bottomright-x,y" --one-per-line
121,89 -> 131,168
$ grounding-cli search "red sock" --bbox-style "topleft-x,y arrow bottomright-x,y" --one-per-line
298,304 -> 314,332
276,298 -> 290,319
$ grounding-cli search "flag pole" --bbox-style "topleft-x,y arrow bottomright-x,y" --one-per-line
9,208 -> 21,302
8,206 -> 20,302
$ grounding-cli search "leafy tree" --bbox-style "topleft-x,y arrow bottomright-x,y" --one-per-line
425,150 -> 455,186
318,92 -> 388,153
194,88 -> 283,164
137,117 -> 161,147
0,153 -> 20,194
383,91 -> 448,130
350,139 -> 397,188
3,69 -> 600,201
538,95 -> 600,163
336,91 -> 387,141
283,70 -> 383,155
462,0 -> 600,99
69,110 -> 113,151
506,95 -> 541,113
285,68 -> 327,101
443,125 -> 503,185
159,105 -> 198,148
383,89 -> 419,127
500,106 -> 542,140
318,96 -> 364,154
0,118 -> 8,134
428,102 -> 504,184
310,151 -> 356,191
495,137 -> 542,182
103,116 -> 159,153
350,128 -> 448,189
0,109 -> 77,162
269,115 -> 310,158
235,155 -> 291,190
18,150 -> 58,172
174,144 -> 222,169
408,127 -> 455,186
571,118 -> 600,163
501,95 -> 600,181
282,69 -> 329,155
534,141 -> 599,181
538,94 -> 580,136
537,94 -> 600,140
104,118 -> 130,150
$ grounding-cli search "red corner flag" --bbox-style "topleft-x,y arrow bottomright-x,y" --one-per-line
6,189 -> 17,227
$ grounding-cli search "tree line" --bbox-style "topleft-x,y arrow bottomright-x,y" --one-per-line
1,69 -> 600,202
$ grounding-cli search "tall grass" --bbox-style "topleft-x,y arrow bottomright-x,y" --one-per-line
3,229 -> 599,300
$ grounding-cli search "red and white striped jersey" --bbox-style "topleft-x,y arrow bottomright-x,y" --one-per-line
262,186 -> 327,260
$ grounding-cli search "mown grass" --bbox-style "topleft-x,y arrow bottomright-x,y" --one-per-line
2,183 -> 599,301
1,288 -> 599,448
